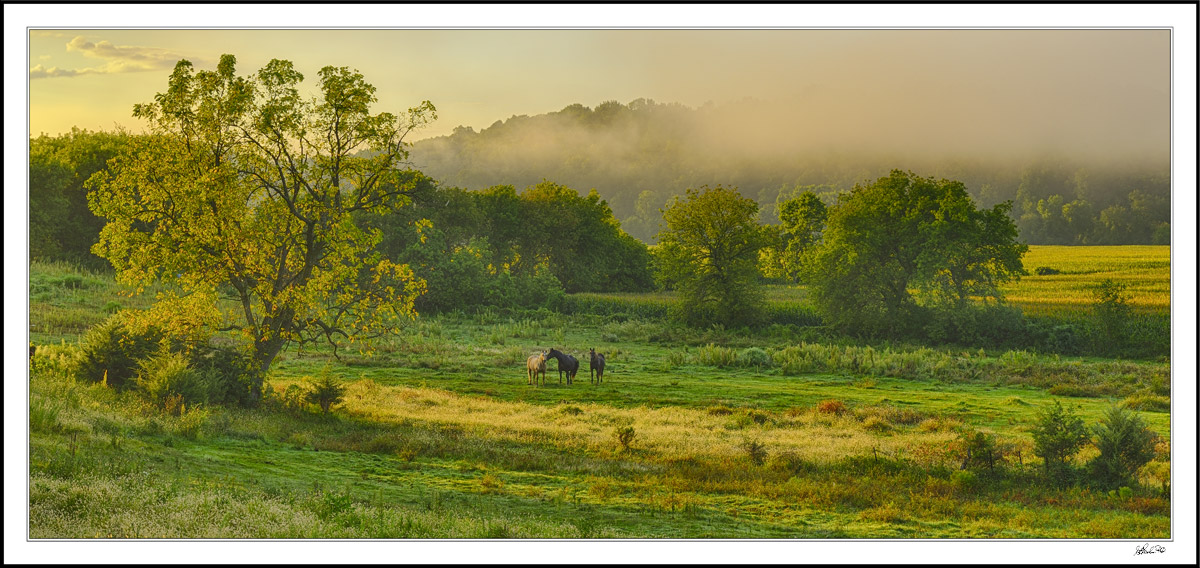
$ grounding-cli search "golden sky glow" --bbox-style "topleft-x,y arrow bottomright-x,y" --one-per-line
27,28 -> 1170,161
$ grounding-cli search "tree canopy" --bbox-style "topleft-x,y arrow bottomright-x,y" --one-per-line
655,185 -> 767,328
86,54 -> 437,396
760,190 -> 827,282
29,128 -> 130,267
806,170 -> 1028,337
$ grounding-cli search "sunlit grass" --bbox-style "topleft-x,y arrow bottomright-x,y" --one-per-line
26,257 -> 1172,539
1000,246 -> 1170,316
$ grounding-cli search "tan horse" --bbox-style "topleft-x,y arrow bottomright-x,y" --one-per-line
527,351 -> 548,386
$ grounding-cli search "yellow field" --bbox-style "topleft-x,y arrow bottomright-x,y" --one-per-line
1002,246 -> 1171,316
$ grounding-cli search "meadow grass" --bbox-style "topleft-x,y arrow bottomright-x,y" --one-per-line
25,253 -> 1172,539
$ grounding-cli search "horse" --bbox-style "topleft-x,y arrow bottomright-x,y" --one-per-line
527,351 -> 548,386
546,348 -> 579,385
589,348 -> 605,384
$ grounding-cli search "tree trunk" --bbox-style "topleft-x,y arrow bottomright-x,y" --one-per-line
250,333 -> 287,404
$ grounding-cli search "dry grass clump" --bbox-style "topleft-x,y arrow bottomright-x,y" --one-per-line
816,399 -> 848,415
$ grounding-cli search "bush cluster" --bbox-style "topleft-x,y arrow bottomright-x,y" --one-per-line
1031,401 -> 1159,490
74,313 -> 259,409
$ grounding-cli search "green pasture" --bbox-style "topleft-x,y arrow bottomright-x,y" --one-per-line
26,248 -> 1173,539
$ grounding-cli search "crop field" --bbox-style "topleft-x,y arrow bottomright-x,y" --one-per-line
26,247 -> 1174,539
574,246 -> 1171,321
1002,246 -> 1171,316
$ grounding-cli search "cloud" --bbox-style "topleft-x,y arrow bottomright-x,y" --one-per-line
29,64 -> 95,79
30,35 -> 194,79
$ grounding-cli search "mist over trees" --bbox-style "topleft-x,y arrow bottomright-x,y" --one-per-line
409,99 -> 1170,245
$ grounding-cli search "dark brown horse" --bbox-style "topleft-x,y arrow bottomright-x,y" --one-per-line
546,348 -> 579,385
589,348 -> 605,384
527,351 -> 548,386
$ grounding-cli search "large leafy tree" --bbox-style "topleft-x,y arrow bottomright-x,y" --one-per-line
655,185 -> 767,327
86,54 -> 436,396
806,170 -> 1027,337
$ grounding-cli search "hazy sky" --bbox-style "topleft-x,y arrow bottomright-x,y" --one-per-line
28,28 -> 1170,160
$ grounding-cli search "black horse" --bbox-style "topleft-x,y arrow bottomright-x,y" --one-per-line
589,348 -> 605,384
546,348 -> 579,385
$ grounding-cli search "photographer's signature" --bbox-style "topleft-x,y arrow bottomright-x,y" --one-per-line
1134,543 -> 1166,556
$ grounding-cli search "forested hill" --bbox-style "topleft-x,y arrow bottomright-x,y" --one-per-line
408,98 -> 1171,245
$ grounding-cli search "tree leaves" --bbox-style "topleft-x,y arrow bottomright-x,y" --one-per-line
88,54 -> 437,380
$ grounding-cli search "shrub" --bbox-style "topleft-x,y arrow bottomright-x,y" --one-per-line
557,405 -> 584,416
191,342 -> 259,407
740,438 -> 768,466
1032,400 -> 1089,485
76,314 -> 163,389
305,372 -> 348,415
613,426 -> 636,452
816,399 -> 848,415
173,405 -> 210,440
695,343 -> 738,367
136,351 -> 213,413
959,430 -> 1001,473
1034,266 -> 1061,275
737,347 -> 772,368
1088,405 -> 1158,489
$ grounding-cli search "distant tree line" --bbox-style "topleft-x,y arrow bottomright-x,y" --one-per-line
354,175 -> 655,313
29,128 -> 125,268
408,99 -> 1170,245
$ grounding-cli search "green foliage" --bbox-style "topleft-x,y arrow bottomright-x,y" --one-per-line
1031,400 -> 1089,485
358,179 -> 653,311
75,311 -> 258,408
738,347 -> 773,369
1091,278 -> 1131,353
1120,393 -> 1170,413
29,129 -> 130,267
761,191 -> 827,282
807,170 -> 1028,339
76,313 -> 164,389
1088,405 -> 1158,489
136,351 -> 213,413
694,343 -> 738,368
411,101 -> 1169,247
740,438 -> 769,466
86,54 -> 435,386
613,426 -> 636,452
959,430 -> 1002,473
655,185 -> 767,328
190,342 -> 259,407
305,372 -> 348,415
